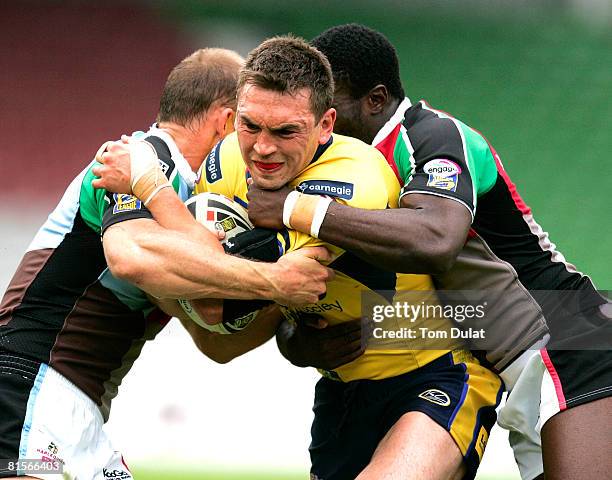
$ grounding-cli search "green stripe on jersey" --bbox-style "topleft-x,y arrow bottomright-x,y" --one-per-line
394,127 -> 413,185
391,118 -> 498,199
79,164 -> 108,233
458,122 -> 498,196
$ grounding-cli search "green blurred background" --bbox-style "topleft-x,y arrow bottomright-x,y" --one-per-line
162,0 -> 611,287
3,0 -> 609,283
0,2 -> 609,479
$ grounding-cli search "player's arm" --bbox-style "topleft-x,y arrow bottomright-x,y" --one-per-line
102,215 -> 331,303
155,297 -> 282,364
247,185 -> 470,274
181,308 -> 279,364
319,194 -> 471,274
95,140 -> 333,304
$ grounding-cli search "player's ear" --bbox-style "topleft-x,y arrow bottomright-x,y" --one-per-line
318,108 -> 336,144
217,107 -> 236,137
366,85 -> 389,115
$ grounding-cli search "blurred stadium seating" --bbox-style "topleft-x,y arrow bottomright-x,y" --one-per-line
0,1 -> 190,201
0,2 -> 609,479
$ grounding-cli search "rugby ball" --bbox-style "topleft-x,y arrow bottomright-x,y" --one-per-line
180,192 -> 258,334
184,192 -> 253,246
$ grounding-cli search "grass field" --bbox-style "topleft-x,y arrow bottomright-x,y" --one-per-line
132,468 -> 517,480
133,470 -> 300,480
133,470 -> 301,480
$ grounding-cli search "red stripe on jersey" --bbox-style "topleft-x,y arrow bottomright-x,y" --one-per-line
374,123 -> 403,184
540,348 -> 567,411
490,146 -> 531,215
207,210 -> 215,222
121,456 -> 131,472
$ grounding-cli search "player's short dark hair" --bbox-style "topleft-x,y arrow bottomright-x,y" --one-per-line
311,24 -> 405,100
157,48 -> 243,126
238,35 -> 333,121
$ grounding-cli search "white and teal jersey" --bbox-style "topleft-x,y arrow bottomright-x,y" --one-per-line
0,126 -> 196,419
80,125 -> 196,236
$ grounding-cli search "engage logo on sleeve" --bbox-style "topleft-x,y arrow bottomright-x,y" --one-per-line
424,159 -> 460,192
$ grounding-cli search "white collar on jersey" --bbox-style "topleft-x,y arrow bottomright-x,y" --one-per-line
371,97 -> 412,147
143,124 -> 198,189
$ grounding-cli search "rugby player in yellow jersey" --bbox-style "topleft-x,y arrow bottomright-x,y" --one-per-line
95,36 -> 502,480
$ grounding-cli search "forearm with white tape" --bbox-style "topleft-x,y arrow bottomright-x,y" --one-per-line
282,191 -> 332,238
128,141 -> 172,205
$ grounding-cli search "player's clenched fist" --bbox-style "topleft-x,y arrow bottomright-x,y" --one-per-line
92,137 -> 133,193
277,316 -> 367,370
92,136 -> 171,205
246,182 -> 290,230
271,246 -> 335,306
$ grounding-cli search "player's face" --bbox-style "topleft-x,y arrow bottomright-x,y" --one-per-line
331,86 -> 372,144
236,84 -> 335,189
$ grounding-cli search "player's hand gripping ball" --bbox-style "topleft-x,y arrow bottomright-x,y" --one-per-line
178,193 -> 268,334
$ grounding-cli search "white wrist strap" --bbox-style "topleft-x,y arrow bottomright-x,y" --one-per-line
143,183 -> 172,206
130,141 -> 159,186
283,190 -> 301,229
310,197 -> 332,238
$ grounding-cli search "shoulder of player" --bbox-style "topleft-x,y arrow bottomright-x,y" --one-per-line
409,112 -> 463,147
330,133 -> 380,154
196,132 -> 244,190
298,135 -> 396,207
407,103 -> 489,153
305,134 -> 394,187
321,134 -> 388,169
142,135 -> 176,178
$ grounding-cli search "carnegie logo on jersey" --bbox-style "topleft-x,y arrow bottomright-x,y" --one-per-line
424,159 -> 460,192
205,141 -> 222,183
112,194 -> 142,214
297,180 -> 354,200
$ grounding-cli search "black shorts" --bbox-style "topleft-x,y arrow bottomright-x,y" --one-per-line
543,300 -> 612,416
0,351 -> 41,476
309,351 -> 503,480
542,348 -> 612,413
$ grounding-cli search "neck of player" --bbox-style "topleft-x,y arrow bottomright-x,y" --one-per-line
157,121 -> 216,173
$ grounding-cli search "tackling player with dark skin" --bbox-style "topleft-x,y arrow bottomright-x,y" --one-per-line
247,24 -> 611,480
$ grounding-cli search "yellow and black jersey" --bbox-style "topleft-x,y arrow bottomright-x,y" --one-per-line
195,132 -> 454,381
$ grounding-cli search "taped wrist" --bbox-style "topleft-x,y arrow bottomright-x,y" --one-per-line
129,141 -> 171,205
283,192 -> 332,238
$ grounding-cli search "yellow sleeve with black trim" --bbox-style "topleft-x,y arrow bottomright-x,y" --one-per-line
280,134 -> 400,256
194,132 -> 249,201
